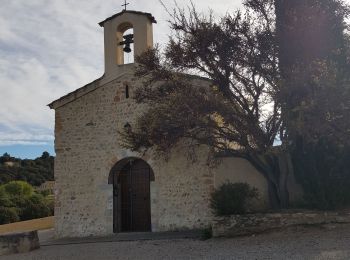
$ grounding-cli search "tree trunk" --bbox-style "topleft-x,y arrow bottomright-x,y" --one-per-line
246,151 -> 293,209
277,151 -> 292,208
246,153 -> 281,209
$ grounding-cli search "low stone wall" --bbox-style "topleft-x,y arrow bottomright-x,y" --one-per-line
212,210 -> 350,237
0,231 -> 40,255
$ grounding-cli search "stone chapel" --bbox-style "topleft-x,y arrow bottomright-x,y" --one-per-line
49,10 -> 270,238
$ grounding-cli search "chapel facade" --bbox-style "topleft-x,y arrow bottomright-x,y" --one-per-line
49,10 -> 269,238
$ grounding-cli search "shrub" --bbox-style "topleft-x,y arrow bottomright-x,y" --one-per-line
210,182 -> 259,216
18,194 -> 51,221
0,181 -> 53,223
39,189 -> 51,197
0,188 -> 13,207
0,181 -> 33,197
0,207 -> 19,224
44,195 -> 54,215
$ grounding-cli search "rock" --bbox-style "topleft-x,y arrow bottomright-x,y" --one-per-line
0,230 -> 40,256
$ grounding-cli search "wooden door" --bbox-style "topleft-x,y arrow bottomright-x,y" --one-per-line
114,159 -> 151,232
130,160 -> 151,232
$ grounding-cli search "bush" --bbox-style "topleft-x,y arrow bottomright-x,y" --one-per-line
18,194 -> 51,221
210,182 -> 259,216
0,207 -> 19,224
44,195 -> 55,215
0,181 -> 53,223
39,189 -> 51,197
0,181 -> 33,197
0,188 -> 13,207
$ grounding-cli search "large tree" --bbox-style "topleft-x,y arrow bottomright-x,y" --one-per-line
120,1 -> 289,208
274,0 -> 350,144
120,0 -> 350,209
275,0 -> 350,209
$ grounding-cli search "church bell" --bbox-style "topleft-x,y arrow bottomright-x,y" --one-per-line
119,34 -> 134,53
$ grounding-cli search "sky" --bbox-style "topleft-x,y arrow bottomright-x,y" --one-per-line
0,0 -> 242,159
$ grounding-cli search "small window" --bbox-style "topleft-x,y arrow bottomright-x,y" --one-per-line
125,85 -> 129,99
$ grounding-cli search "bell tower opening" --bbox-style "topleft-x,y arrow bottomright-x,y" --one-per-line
116,22 -> 134,65
99,10 -> 156,77
120,28 -> 134,64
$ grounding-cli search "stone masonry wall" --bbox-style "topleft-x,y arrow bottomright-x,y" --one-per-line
0,231 -> 39,256
152,145 -> 214,231
53,67 -> 215,238
212,210 -> 350,237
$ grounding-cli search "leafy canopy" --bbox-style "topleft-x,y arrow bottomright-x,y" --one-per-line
121,1 -> 281,161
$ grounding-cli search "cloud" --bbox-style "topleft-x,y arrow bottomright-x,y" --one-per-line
0,128 -> 53,146
0,0 -> 242,147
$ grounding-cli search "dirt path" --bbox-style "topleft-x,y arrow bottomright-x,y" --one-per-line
1,224 -> 350,260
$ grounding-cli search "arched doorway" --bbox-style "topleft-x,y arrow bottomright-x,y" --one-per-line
109,158 -> 154,233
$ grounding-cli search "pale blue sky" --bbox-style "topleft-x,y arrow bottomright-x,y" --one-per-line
0,0 -> 242,159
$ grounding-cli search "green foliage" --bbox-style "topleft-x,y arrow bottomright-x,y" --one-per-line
0,152 -> 54,186
0,181 -> 33,197
275,0 -> 348,74
293,140 -> 350,210
0,181 -> 53,224
18,193 -> 51,221
274,0 -> 350,210
210,182 -> 259,216
0,207 -> 19,224
120,1 -> 287,208
44,195 -> 55,215
275,0 -> 350,210
0,189 -> 13,207
39,190 -> 51,197
0,153 -> 18,164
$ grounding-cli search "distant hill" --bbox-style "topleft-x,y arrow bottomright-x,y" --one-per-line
0,152 -> 54,187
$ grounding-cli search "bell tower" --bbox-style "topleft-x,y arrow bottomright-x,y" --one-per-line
99,10 -> 156,79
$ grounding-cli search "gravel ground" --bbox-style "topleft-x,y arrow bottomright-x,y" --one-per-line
2,224 -> 350,260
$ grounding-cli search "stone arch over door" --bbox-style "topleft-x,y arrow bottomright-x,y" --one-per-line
108,157 -> 154,233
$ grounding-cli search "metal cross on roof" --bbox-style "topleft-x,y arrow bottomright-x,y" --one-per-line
122,0 -> 129,11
